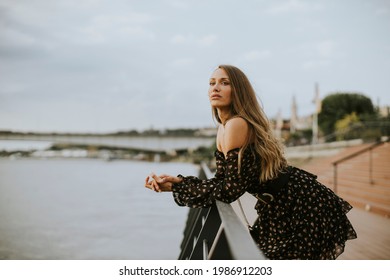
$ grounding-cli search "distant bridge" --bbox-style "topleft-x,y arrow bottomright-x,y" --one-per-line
0,133 -> 215,153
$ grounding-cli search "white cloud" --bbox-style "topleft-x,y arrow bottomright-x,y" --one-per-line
295,40 -> 338,70
77,13 -> 156,44
242,50 -> 272,61
1,0 -> 390,133
165,0 -> 191,10
170,34 -> 217,47
170,34 -> 192,44
198,34 -> 217,47
302,59 -> 330,70
171,57 -> 194,67
265,0 -> 322,15
118,26 -> 155,40
92,12 -> 155,26
316,40 -> 337,58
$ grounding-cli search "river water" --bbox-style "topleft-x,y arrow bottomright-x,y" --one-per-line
0,158 -> 199,260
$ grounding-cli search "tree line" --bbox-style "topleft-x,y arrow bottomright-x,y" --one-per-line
318,92 -> 389,142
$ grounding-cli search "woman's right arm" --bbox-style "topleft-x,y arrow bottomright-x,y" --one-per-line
171,118 -> 255,208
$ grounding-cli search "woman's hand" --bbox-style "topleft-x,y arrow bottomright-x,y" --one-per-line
144,173 -> 183,192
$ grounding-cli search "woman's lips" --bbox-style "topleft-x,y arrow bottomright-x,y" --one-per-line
210,94 -> 222,99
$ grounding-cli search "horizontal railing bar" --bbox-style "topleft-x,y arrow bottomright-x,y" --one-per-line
333,140 -> 386,166
216,201 -> 267,260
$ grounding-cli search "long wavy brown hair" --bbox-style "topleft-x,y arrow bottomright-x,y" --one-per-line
212,64 -> 288,182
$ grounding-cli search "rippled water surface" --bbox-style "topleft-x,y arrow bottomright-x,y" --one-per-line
0,158 -> 198,259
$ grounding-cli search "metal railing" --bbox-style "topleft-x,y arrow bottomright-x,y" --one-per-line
177,163 -> 266,260
332,138 -> 388,193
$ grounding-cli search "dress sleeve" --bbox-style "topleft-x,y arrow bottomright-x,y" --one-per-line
172,148 -> 257,208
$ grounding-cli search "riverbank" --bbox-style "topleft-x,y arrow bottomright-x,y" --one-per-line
0,141 -> 217,166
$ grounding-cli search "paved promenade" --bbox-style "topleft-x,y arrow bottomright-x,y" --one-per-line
338,207 -> 390,260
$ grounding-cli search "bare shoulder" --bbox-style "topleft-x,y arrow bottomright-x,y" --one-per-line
223,117 -> 249,154
225,117 -> 248,130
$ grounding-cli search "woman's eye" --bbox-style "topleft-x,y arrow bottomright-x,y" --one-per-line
209,82 -> 215,86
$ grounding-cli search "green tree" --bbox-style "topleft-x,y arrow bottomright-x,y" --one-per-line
318,92 -> 375,137
334,112 -> 361,140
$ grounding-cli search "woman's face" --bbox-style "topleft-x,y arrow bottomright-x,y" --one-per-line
208,68 -> 232,109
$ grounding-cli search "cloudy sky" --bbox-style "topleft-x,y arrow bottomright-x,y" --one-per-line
1,0 -> 389,133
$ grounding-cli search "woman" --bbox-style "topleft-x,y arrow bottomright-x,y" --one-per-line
144,65 -> 357,259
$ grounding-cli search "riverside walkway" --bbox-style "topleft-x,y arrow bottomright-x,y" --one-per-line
299,139 -> 390,259
230,139 -> 390,260
338,207 -> 390,260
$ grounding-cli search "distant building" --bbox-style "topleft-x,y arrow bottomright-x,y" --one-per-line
379,106 -> 389,117
271,91 -> 317,145
272,86 -> 389,145
289,95 -> 312,132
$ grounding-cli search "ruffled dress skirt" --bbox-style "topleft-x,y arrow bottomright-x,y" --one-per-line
250,167 -> 357,259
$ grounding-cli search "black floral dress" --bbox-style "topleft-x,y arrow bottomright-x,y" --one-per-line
172,146 -> 357,260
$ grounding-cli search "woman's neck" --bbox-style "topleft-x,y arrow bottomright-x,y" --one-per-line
217,108 -> 232,125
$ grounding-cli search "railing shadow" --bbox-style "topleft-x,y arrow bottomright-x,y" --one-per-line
177,163 -> 266,260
